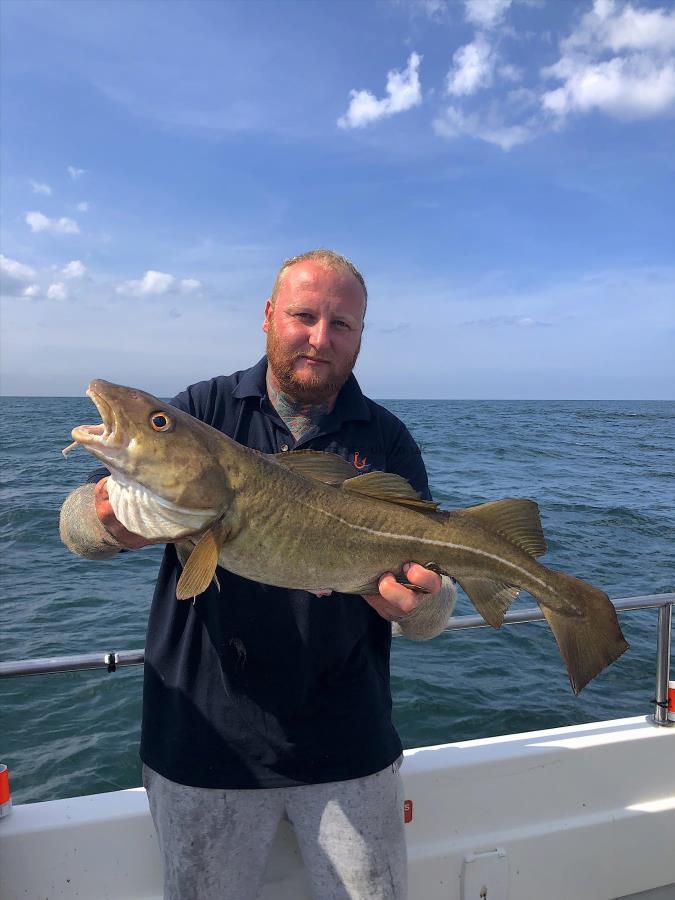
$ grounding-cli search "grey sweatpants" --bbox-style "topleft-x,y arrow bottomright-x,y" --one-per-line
143,761 -> 407,900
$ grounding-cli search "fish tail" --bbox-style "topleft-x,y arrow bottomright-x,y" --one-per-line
538,570 -> 629,695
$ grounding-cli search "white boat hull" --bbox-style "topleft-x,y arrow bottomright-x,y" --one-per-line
2,715 -> 674,899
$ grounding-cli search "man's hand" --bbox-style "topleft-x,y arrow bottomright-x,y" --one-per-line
94,477 -> 155,550
363,563 -> 442,623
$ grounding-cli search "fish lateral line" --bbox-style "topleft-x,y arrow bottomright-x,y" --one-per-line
297,496 -> 550,593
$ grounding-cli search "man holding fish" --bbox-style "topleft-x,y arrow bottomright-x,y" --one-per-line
60,249 -> 458,899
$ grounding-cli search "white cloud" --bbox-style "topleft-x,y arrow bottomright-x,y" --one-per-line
564,0 -> 675,54
23,285 -> 40,298
47,282 -> 68,300
30,179 -> 52,196
26,211 -> 80,234
543,55 -> 675,119
180,278 -> 202,293
62,260 -> 86,279
447,35 -> 496,97
338,52 -> 422,129
77,201 -> 89,212
1,254 -> 36,284
433,105 -> 536,150
67,166 -> 86,180
117,270 -> 176,296
464,0 -> 512,30
0,254 -> 38,297
543,0 -> 675,121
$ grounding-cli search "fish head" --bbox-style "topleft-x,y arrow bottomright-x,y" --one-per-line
72,379 -> 232,514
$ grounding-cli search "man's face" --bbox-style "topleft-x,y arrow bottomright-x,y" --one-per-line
263,261 -> 365,404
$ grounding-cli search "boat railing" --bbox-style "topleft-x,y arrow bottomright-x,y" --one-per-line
1,592 -> 672,725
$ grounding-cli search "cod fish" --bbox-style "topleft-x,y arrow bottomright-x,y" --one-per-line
68,379 -> 629,694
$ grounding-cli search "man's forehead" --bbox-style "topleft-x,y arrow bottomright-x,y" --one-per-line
279,263 -> 365,311
284,262 -> 356,291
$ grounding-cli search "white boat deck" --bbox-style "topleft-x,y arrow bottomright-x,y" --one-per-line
2,715 -> 674,899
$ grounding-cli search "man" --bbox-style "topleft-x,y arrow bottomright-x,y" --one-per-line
60,250 -> 456,900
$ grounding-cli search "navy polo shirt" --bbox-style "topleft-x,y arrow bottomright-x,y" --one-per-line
89,356 -> 431,788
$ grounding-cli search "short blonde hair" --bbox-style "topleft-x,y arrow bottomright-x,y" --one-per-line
270,249 -> 367,312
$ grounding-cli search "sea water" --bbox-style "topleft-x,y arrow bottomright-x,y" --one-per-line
1,397 -> 673,803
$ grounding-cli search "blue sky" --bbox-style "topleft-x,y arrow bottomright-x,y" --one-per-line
1,0 -> 673,398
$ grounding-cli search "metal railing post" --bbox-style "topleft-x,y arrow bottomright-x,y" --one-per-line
653,603 -> 673,727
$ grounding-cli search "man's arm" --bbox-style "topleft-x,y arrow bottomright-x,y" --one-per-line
60,478 -> 153,559
362,416 -> 455,639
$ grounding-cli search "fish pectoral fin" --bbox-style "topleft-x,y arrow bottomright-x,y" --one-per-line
175,519 -> 230,601
271,450 -> 356,484
458,499 -> 547,558
456,577 -> 521,627
342,472 -> 439,511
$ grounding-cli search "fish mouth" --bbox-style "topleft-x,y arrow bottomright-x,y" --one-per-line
71,386 -> 125,453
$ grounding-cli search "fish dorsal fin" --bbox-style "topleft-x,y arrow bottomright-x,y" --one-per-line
272,450 -> 356,484
342,471 -> 440,511
456,577 -> 521,627
459,498 -> 547,558
176,518 -> 230,600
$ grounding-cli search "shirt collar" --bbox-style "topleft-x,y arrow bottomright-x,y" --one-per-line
232,356 -> 371,424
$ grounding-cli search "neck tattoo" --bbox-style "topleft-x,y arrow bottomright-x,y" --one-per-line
266,371 -> 332,442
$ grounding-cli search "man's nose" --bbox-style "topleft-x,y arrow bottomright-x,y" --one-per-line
308,319 -> 330,351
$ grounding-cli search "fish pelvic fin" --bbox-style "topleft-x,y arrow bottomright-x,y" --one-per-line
175,518 -> 230,601
459,498 -> 547,558
538,570 -> 629,694
456,577 -> 521,627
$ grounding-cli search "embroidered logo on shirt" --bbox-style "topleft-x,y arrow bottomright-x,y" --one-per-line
353,452 -> 368,470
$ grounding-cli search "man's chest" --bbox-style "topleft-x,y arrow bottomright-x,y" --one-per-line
213,401 -> 387,475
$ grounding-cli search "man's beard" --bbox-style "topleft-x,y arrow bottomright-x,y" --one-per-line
266,322 -> 361,405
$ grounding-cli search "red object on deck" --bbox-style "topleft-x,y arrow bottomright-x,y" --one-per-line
0,765 -> 10,805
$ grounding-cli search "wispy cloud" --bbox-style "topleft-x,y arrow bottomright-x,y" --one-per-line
461,314 -> 553,327
180,278 -> 202,293
414,0 -> 448,21
447,35 -> 496,97
0,254 -> 38,297
25,211 -> 80,234
67,165 -> 86,180
464,0 -> 513,30
433,103 -> 536,149
62,260 -> 86,279
117,270 -> 175,296
47,282 -> 68,300
338,52 -> 422,129
76,201 -> 89,212
30,179 -> 52,196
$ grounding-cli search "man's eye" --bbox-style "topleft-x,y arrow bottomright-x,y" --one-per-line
334,320 -> 349,329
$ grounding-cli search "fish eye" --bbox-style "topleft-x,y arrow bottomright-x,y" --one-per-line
149,411 -> 174,432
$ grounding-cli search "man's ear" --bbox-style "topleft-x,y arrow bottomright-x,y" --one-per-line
262,298 -> 272,333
